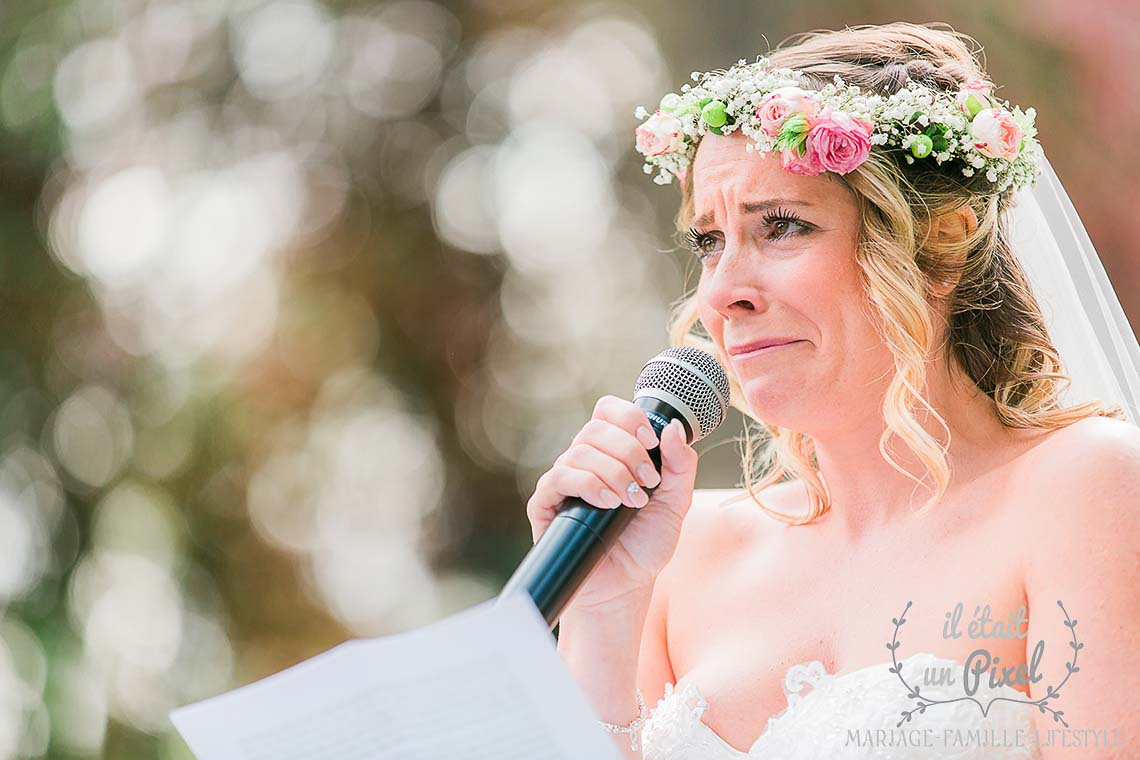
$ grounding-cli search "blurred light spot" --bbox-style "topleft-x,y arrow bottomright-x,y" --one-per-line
378,1 -> 461,60
111,666 -> 177,733
51,386 -> 134,489
248,449 -> 319,552
125,3 -> 199,88
69,553 -> 184,720
463,85 -> 511,144
0,492 -> 46,604
310,536 -> 439,635
233,0 -> 334,102
54,657 -> 108,755
76,166 -> 170,285
463,27 -> 549,93
343,18 -> 443,120
187,269 -> 281,362
164,152 -> 303,293
494,122 -> 614,273
0,619 -> 47,701
499,269 -> 607,346
0,618 -> 48,758
432,145 -> 499,254
92,481 -> 181,570
53,37 -> 139,131
0,444 -> 65,534
19,703 -> 50,757
483,328 -> 592,403
248,368 -> 446,634
169,612 -> 234,703
563,16 -> 665,111
507,48 -> 615,140
453,379 -> 515,471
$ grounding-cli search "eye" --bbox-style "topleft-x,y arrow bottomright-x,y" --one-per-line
684,228 -> 723,260
762,209 -> 812,241
684,210 -> 813,261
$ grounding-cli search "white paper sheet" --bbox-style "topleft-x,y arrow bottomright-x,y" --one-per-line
170,590 -> 624,760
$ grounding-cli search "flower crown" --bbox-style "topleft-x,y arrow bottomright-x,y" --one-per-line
633,57 -> 1043,193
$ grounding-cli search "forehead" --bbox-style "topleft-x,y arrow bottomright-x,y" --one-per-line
690,132 -> 847,223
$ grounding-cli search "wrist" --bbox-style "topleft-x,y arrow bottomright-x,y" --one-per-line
563,585 -> 655,622
597,687 -> 649,753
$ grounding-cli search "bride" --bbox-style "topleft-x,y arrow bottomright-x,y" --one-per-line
524,22 -> 1140,759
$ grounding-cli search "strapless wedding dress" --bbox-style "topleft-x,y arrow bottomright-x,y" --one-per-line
640,653 -> 1042,759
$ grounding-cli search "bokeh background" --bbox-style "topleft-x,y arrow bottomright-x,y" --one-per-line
0,0 -> 1136,757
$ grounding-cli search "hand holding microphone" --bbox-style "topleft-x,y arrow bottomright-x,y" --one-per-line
500,347 -> 730,627
526,397 -> 695,611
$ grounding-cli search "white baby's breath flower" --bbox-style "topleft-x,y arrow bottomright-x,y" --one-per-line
637,60 -> 1042,192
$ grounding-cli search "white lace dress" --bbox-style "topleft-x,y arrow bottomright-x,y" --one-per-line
640,653 -> 1042,759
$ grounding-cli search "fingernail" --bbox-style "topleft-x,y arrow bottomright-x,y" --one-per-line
636,463 -> 660,488
600,489 -> 621,508
637,425 -> 658,448
626,481 -> 647,507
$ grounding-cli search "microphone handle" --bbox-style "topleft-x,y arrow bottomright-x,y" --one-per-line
496,397 -> 692,629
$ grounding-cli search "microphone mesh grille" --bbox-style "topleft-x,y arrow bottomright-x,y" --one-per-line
633,346 -> 730,441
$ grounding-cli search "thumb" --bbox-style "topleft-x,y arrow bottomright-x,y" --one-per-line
652,419 -> 698,508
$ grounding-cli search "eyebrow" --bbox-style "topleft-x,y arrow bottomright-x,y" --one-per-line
692,198 -> 815,228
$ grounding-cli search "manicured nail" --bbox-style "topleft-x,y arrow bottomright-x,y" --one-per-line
626,481 -> 647,507
637,463 -> 660,488
637,425 -> 658,448
600,489 -> 621,508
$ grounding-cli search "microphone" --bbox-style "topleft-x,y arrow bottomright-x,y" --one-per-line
497,346 -> 731,629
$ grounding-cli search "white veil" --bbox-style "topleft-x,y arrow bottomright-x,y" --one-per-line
1005,152 -> 1140,424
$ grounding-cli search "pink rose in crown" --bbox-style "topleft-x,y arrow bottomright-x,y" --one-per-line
955,79 -> 993,116
780,144 -> 825,176
804,108 -> 874,174
970,108 -> 1024,160
755,86 -> 821,138
635,110 -> 685,157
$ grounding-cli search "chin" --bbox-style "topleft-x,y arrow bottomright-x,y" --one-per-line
739,376 -> 812,428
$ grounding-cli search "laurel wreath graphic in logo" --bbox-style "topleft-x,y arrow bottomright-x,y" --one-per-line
887,600 -> 1082,728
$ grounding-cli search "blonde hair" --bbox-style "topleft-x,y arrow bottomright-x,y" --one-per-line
667,22 -> 1124,525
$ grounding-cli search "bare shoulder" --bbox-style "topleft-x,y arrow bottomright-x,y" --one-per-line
1017,415 -> 1140,540
1022,415 -> 1140,493
666,482 -> 804,576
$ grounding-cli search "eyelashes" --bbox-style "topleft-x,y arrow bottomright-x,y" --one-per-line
684,208 -> 812,260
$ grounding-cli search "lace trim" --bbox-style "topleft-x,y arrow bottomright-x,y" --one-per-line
641,654 -> 1042,759
640,680 -> 711,752
781,660 -> 830,709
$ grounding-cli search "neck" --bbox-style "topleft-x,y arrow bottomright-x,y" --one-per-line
808,353 -> 1013,541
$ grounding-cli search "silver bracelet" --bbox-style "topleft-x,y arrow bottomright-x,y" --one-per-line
597,688 -> 648,752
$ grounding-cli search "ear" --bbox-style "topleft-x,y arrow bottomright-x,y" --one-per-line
930,206 -> 978,297
934,205 -> 978,244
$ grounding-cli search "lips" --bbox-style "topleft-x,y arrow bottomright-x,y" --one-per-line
727,338 -> 801,356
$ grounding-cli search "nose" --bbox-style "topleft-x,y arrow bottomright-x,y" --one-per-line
701,243 -> 768,318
